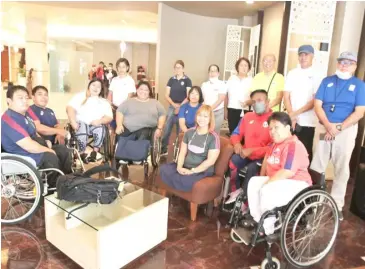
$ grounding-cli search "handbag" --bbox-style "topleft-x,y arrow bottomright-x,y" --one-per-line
56,165 -> 125,218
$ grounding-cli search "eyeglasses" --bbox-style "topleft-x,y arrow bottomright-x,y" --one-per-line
338,60 -> 355,66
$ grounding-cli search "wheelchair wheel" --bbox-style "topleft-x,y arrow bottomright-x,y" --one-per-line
173,136 -> 180,162
261,257 -> 280,269
102,125 -> 113,163
151,136 -> 161,168
1,156 -> 44,224
280,189 -> 339,268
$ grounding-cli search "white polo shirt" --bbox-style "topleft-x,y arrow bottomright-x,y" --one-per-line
285,66 -> 323,127
226,75 -> 253,110
68,92 -> 113,125
201,79 -> 227,111
109,75 -> 136,107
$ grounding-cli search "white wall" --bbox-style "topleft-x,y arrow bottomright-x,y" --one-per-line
93,42 -> 121,68
156,3 -> 238,107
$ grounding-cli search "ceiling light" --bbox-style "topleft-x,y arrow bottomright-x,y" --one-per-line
246,1 -> 254,4
120,41 -> 127,55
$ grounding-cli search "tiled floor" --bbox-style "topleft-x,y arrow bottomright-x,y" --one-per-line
2,157 -> 365,269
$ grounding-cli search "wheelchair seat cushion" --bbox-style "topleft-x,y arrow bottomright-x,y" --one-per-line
115,136 -> 150,161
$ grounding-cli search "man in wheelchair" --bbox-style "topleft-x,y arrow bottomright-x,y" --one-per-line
1,85 -> 72,186
226,89 -> 273,205
115,81 -> 166,165
27,85 -> 68,145
246,112 -> 311,236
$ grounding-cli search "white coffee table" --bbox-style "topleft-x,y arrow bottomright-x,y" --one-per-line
44,183 -> 169,269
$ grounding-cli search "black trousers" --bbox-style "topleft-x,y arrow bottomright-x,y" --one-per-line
228,108 -> 247,134
38,144 -> 72,186
294,124 -> 315,163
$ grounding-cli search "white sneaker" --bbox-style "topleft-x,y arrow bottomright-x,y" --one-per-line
133,161 -> 142,165
119,160 -> 128,165
225,189 -> 243,204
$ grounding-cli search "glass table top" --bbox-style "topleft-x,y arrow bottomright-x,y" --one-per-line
45,182 -> 166,231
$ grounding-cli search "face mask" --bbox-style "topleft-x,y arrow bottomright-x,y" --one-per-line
209,77 -> 219,83
253,101 -> 266,115
335,70 -> 352,80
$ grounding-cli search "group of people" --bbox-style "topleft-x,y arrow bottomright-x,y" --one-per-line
2,45 -> 364,236
88,61 -> 118,89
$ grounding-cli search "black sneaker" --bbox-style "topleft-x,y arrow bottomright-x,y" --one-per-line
88,151 -> 97,162
338,210 -> 344,221
80,153 -> 89,164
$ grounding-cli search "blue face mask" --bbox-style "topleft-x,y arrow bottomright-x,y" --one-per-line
253,101 -> 266,115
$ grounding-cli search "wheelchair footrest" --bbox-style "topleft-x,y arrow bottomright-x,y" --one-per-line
231,227 -> 252,245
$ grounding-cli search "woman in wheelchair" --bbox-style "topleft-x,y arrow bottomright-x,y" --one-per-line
160,105 -> 220,191
115,81 -> 166,164
27,85 -> 68,145
1,85 -> 72,186
178,86 -> 204,132
247,112 -> 312,236
66,78 -> 113,163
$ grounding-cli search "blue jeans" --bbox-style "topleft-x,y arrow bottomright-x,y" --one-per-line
162,105 -> 180,152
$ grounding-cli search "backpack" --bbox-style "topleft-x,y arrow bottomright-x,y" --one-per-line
56,165 -> 125,207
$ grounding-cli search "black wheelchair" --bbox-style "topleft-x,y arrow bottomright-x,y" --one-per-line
114,127 -> 161,179
1,153 -> 64,224
65,123 -> 113,172
228,169 -> 339,268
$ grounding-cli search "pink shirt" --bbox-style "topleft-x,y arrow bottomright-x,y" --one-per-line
265,135 -> 312,185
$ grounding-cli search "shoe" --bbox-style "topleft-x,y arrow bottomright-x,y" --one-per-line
80,153 -> 89,164
88,151 -> 97,162
161,150 -> 168,156
119,160 -> 128,165
225,189 -> 243,204
338,210 -> 344,221
133,161 -> 142,165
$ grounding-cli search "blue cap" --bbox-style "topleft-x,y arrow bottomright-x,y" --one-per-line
337,51 -> 357,62
298,45 -> 314,54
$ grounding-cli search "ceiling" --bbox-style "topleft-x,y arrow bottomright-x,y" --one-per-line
164,1 -> 275,18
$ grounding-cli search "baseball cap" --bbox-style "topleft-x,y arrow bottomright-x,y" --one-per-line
337,51 -> 357,62
298,45 -> 314,54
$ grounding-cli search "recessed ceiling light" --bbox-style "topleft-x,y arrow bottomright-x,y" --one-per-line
246,1 -> 254,4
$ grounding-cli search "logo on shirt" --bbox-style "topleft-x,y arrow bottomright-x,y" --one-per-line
263,121 -> 268,128
274,148 -> 280,153
348,85 -> 356,91
249,120 -> 254,124
268,156 -> 280,164
327,82 -> 334,87
181,81 -> 185,86
40,111 -> 44,116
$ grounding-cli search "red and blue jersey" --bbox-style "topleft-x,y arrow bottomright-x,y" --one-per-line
28,104 -> 58,144
1,109 -> 44,165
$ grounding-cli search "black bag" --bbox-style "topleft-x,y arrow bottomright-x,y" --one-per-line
115,137 -> 150,161
56,165 -> 125,205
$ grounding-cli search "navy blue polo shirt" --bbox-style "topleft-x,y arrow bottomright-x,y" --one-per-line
167,75 -> 192,103
315,75 -> 365,123
178,103 -> 202,128
1,109 -> 44,165
28,104 -> 58,144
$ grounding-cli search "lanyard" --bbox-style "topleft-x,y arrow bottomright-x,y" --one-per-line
267,73 -> 277,94
333,77 -> 351,102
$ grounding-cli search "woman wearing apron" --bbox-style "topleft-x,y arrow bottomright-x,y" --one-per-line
160,105 -> 220,191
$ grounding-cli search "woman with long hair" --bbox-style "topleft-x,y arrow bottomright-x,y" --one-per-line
66,78 -> 113,162
160,105 -> 220,192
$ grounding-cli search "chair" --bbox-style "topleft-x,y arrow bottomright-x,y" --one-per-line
155,134 -> 234,221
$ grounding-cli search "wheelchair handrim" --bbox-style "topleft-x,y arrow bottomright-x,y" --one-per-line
1,159 -> 43,224
281,190 -> 339,267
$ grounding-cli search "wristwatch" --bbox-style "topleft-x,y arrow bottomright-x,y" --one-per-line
336,124 -> 342,131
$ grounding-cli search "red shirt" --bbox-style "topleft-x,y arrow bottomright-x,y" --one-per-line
96,67 -> 104,80
265,135 -> 312,185
230,110 -> 273,160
